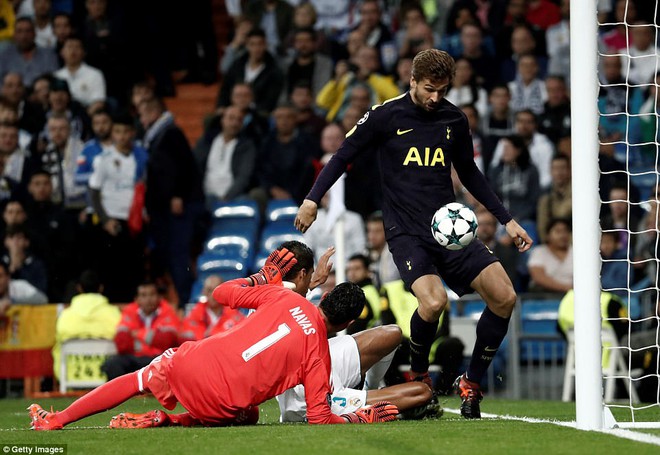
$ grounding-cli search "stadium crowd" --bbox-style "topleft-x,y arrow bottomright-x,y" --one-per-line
0,0 -> 659,397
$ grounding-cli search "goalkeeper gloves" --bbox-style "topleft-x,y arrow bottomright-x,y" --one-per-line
341,401 -> 399,424
247,247 -> 298,286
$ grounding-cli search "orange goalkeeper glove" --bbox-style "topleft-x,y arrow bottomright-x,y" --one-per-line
247,248 -> 297,286
342,401 -> 399,423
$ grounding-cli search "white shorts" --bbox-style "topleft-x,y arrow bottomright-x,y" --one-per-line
276,335 -> 367,422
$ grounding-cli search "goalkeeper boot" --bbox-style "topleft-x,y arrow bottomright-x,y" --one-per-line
453,373 -> 483,419
109,410 -> 171,429
28,404 -> 63,431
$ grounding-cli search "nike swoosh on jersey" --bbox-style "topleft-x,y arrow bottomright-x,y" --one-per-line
397,128 -> 413,135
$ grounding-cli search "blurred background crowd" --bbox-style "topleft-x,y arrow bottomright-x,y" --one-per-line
0,0 -> 657,316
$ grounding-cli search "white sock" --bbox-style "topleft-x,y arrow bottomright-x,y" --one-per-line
363,350 -> 396,390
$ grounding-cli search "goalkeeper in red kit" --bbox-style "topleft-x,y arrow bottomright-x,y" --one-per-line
29,248 -> 399,430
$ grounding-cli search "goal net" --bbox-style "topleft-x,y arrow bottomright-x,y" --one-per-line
588,0 -> 660,429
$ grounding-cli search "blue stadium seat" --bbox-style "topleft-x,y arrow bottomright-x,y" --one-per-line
210,200 -> 260,234
520,298 -> 566,362
204,227 -> 258,264
265,199 -> 298,228
196,254 -> 248,282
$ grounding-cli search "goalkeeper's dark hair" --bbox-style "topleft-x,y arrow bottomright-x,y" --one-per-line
319,282 -> 365,326
279,240 -> 314,280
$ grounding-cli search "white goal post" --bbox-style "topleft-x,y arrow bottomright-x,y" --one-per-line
572,0 -> 660,430
571,0 -> 604,432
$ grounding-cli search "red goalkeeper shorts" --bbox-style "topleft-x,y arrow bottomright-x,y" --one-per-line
138,348 -> 178,410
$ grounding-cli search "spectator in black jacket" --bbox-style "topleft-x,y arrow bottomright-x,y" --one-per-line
138,97 -> 203,306
216,28 -> 284,117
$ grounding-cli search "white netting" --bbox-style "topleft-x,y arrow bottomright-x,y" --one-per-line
597,0 -> 660,425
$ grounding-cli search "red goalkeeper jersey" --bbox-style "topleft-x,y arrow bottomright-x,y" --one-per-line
165,280 -> 345,424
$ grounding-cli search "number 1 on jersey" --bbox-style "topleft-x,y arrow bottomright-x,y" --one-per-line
242,323 -> 291,362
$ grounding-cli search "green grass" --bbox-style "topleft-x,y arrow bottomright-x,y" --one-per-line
1,397 -> 659,455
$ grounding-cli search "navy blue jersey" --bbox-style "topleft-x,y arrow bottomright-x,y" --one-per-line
307,93 -> 513,240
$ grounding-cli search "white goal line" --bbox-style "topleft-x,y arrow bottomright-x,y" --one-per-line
444,408 -> 660,447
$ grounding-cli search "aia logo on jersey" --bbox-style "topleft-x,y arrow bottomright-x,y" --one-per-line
402,147 -> 446,167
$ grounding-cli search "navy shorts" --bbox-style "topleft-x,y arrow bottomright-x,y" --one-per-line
387,234 -> 499,296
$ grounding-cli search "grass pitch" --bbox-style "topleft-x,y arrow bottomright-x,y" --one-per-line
1,396 -> 659,455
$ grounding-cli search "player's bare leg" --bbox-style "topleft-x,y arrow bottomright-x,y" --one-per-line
454,262 -> 516,419
353,325 -> 402,374
471,262 -> 516,318
409,274 -> 448,385
353,325 -> 402,389
366,382 -> 431,410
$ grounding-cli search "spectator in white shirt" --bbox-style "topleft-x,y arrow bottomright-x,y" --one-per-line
508,54 -> 547,116
34,0 -> 56,49
303,191 -> 366,264
627,22 -> 658,85
195,105 -> 258,208
490,109 -> 555,190
54,35 -> 106,114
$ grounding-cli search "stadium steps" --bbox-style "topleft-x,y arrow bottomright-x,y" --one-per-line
162,0 -> 230,146
164,83 -> 219,146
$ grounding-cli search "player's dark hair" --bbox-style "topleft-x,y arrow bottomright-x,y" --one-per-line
78,269 -> 102,293
412,49 -> 456,84
319,282 -> 366,326
279,240 -> 314,280
348,254 -> 370,270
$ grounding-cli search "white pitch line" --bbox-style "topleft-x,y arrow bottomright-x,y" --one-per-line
445,408 -> 660,447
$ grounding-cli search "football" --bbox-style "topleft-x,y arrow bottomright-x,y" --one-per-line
431,202 -> 478,250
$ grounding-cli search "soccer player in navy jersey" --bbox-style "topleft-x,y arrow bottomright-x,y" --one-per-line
295,49 -> 533,419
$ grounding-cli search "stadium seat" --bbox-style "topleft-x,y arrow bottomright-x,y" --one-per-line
265,199 -> 298,228
209,200 -> 260,234
204,230 -> 256,262
196,254 -> 248,282
520,299 -> 565,362
59,339 -> 117,393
